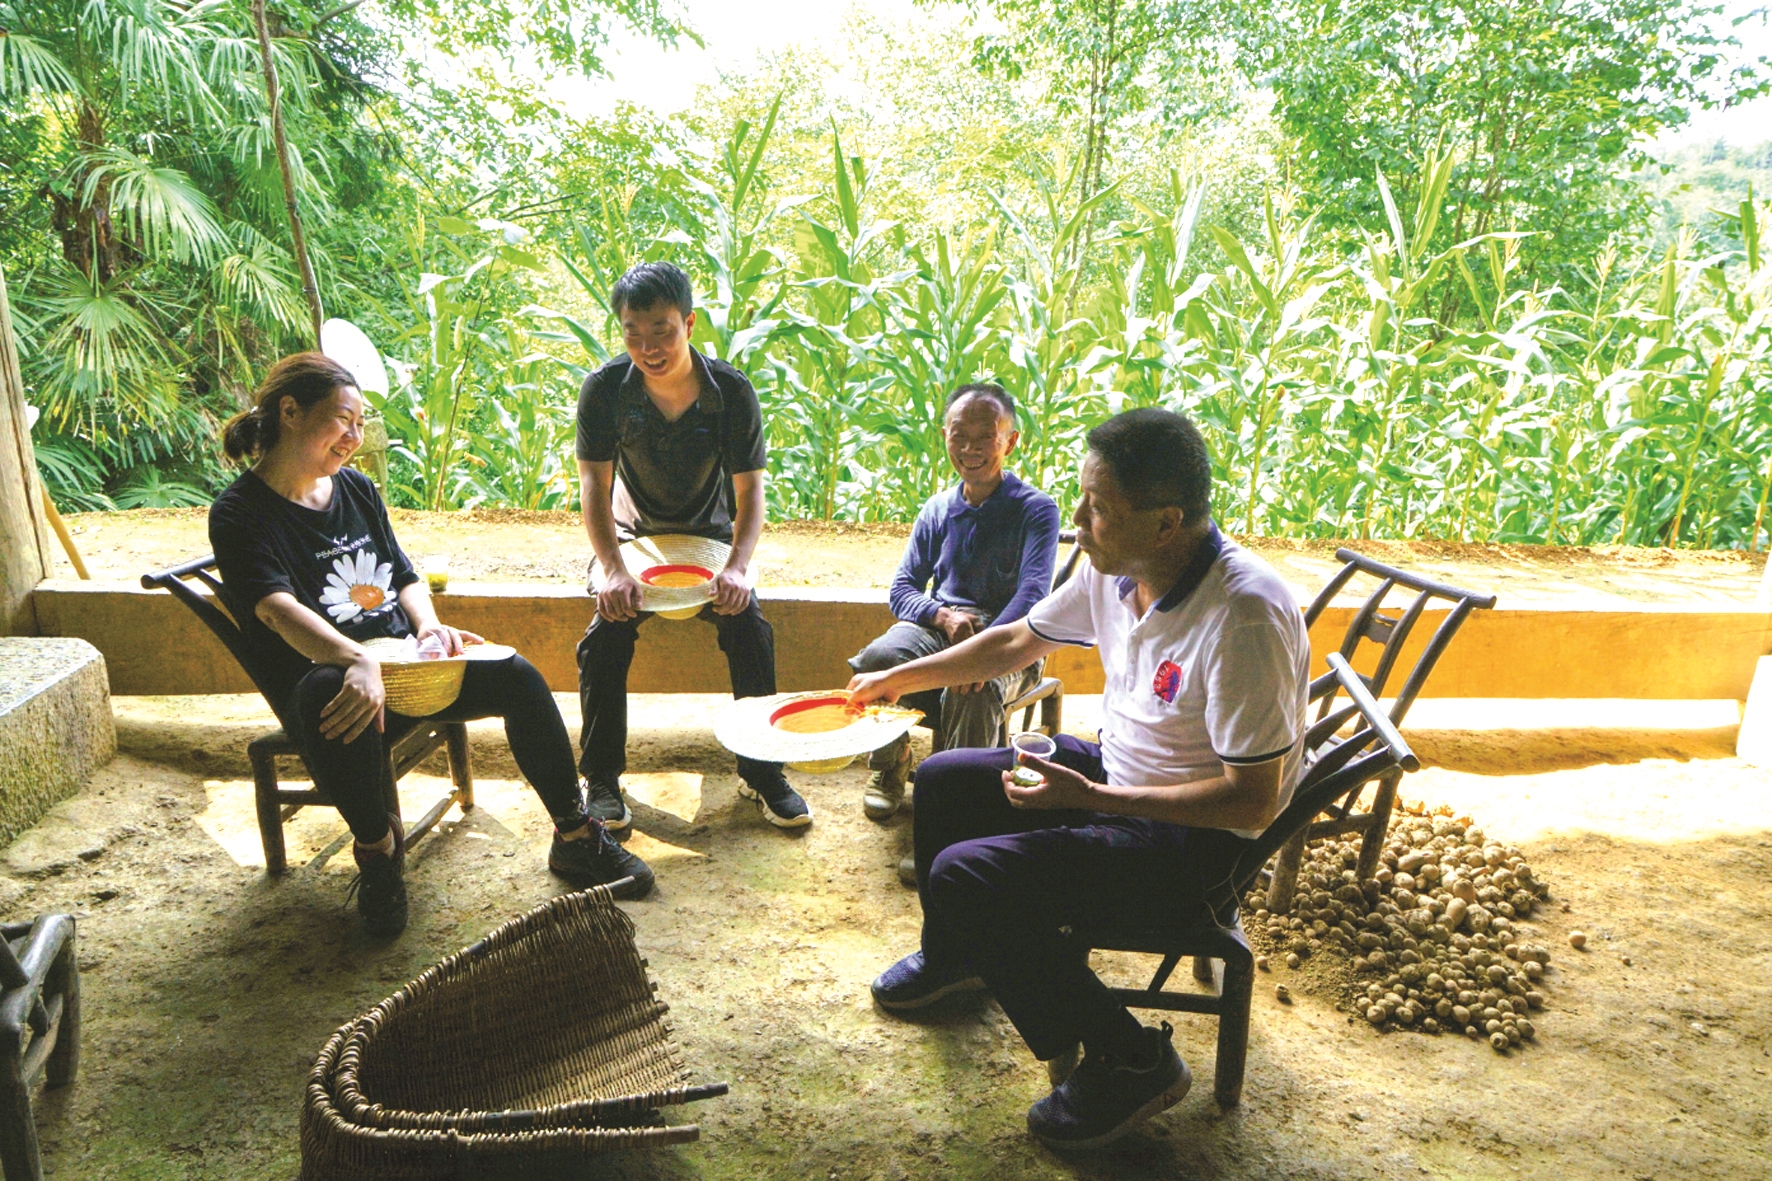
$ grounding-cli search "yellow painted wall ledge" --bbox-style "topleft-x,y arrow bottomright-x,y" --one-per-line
31,578 -> 1772,701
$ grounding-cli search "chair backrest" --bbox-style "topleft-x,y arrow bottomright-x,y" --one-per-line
1303,549 -> 1496,730
1053,530 -> 1083,593
141,555 -> 295,730
1229,652 -> 1420,899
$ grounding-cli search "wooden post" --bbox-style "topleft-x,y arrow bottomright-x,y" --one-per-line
252,0 -> 325,346
0,266 -> 55,636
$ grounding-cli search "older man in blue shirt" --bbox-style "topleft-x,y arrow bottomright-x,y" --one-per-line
850,383 -> 1061,821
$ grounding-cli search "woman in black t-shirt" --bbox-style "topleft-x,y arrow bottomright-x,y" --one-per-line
210,353 -> 652,937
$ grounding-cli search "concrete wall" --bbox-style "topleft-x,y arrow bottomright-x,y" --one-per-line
35,578 -> 1772,701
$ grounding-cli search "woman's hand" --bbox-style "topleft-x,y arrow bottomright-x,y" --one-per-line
1002,754 -> 1097,811
415,622 -> 483,657
321,652 -> 387,743
710,565 -> 750,615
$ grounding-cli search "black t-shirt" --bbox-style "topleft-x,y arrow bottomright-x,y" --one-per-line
208,467 -> 418,706
574,349 -> 767,542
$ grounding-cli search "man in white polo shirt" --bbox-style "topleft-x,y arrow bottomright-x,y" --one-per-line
846,407 -> 1309,1150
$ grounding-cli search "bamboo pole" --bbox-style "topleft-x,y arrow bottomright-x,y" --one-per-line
252,0 -> 325,347
39,487 -> 89,580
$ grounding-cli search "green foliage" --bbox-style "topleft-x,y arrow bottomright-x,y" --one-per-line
1238,0 -> 1759,283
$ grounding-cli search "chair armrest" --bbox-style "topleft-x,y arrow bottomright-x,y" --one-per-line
1004,676 -> 1061,718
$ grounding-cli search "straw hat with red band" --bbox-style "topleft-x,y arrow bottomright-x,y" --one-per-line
714,691 -> 924,773
589,534 -> 751,620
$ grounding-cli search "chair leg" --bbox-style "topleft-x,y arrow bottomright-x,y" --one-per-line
445,723 -> 474,811
1213,954 -> 1254,1108
250,745 -> 287,876
379,747 -> 400,820
1041,684 -> 1063,737
1192,955 -> 1216,985
1355,769 -> 1402,882
1265,827 -> 1308,914
45,936 -> 78,1089
0,1052 -> 41,1181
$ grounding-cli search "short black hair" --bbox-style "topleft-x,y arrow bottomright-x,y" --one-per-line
610,262 -> 694,318
1085,408 -> 1213,523
944,382 -> 1016,428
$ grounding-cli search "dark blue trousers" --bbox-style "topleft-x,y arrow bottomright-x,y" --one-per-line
913,736 -> 1248,1061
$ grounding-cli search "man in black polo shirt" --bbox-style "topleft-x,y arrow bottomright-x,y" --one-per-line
575,262 -> 810,831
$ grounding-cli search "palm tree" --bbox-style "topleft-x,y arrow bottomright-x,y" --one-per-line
1,0 -> 334,438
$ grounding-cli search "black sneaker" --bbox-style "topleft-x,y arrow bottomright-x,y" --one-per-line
549,821 -> 654,900
870,951 -> 986,1011
1026,1022 -> 1191,1150
349,814 -> 408,938
580,774 -> 631,831
737,773 -> 812,828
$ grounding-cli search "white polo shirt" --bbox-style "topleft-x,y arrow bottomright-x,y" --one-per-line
1025,526 -> 1310,839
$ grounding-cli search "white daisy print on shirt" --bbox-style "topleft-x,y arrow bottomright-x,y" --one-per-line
319,549 -> 395,623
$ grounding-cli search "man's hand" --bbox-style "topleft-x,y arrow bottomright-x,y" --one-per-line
595,566 -> 645,622
934,606 -> 980,645
1002,753 -> 1096,811
710,565 -> 750,615
321,653 -> 386,743
414,622 -> 483,657
846,670 -> 901,709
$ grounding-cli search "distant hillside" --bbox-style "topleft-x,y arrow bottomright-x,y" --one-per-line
1641,139 -> 1772,248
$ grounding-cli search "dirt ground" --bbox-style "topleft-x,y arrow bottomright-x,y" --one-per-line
62,508 -> 1771,607
6,691 -> 1768,1180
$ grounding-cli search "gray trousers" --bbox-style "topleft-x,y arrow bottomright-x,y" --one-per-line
848,618 -> 1041,770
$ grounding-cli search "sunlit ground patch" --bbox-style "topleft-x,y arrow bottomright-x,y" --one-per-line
622,771 -> 704,823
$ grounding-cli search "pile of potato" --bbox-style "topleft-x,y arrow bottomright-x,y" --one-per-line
1244,805 -> 1554,1053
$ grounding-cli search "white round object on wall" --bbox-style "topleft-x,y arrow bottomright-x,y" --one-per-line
320,318 -> 390,395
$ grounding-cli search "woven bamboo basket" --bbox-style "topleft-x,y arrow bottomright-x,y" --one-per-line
300,887 -> 727,1179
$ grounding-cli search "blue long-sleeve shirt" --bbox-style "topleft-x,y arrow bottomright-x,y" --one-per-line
889,472 -> 1062,628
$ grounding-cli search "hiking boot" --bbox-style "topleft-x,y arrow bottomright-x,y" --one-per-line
738,773 -> 812,828
1026,1022 -> 1191,1150
350,813 -> 408,938
863,741 -> 911,821
580,774 -> 631,831
869,951 -> 986,1011
549,821 -> 654,900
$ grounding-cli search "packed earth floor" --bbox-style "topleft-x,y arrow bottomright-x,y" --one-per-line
10,515 -> 1772,1178
2,691 -> 1764,1180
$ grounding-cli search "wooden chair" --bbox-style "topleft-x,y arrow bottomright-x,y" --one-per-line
1069,652 -> 1420,1108
141,556 -> 473,875
1264,550 -> 1496,914
0,914 -> 80,1181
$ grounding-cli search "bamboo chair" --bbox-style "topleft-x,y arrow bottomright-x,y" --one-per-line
300,886 -> 726,1179
1064,653 -> 1418,1108
1264,550 -> 1496,914
0,915 -> 80,1181
141,556 -> 472,874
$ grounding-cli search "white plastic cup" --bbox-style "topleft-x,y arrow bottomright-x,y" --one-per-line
1009,731 -> 1057,787
422,554 -> 450,594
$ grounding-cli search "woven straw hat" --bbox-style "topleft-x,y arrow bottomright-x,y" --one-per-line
363,637 -> 516,716
590,534 -> 748,621
714,691 -> 923,773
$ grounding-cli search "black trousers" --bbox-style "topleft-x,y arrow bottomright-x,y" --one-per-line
913,736 -> 1250,1060
289,653 -> 586,844
576,592 -> 783,783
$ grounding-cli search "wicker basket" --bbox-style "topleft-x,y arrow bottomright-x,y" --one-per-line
300,887 -> 726,1179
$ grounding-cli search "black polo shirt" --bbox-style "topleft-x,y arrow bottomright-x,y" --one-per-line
575,350 -> 767,542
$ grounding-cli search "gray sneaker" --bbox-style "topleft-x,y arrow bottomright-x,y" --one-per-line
864,740 -> 911,821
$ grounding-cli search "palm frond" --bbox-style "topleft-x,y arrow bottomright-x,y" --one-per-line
0,32 -> 79,100
75,147 -> 230,263
32,263 -> 184,429
216,222 -> 308,331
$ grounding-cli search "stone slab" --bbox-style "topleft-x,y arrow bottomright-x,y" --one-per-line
0,636 -> 115,848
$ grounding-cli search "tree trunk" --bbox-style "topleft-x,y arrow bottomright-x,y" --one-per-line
0,267 -> 57,635
253,0 -> 325,346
